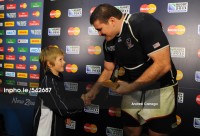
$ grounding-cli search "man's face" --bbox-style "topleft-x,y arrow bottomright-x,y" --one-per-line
93,18 -> 116,41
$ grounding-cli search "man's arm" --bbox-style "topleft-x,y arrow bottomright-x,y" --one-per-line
115,46 -> 171,94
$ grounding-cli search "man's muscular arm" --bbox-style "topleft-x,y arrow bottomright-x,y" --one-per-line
115,46 -> 171,94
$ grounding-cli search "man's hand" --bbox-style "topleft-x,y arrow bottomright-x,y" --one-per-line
82,90 -> 98,105
112,80 -> 135,94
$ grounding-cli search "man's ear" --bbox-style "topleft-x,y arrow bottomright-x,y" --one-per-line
109,16 -> 116,23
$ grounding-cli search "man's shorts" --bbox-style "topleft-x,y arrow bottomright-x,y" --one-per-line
121,83 -> 178,133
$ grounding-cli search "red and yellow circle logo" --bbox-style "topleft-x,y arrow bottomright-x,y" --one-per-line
68,27 -> 80,36
84,123 -> 97,133
88,46 -> 101,55
140,4 -> 157,14
19,56 -> 26,61
65,64 -> 78,73
176,70 -> 183,81
108,107 -> 121,117
30,65 -> 37,70
50,10 -> 61,18
168,25 -> 186,35
32,11 -> 40,17
196,95 -> 200,105
20,3 -> 27,9
7,47 -> 14,52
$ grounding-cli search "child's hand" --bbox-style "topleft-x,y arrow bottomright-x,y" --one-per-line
81,94 -> 91,106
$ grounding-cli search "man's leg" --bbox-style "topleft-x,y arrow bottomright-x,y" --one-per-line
123,126 -> 142,136
148,129 -> 168,136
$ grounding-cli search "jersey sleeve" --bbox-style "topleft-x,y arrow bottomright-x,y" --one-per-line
132,13 -> 169,55
103,39 -> 115,62
38,76 -> 84,117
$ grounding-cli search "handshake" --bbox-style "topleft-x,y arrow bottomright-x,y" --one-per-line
80,80 -> 119,106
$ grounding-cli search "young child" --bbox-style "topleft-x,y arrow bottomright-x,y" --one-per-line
32,45 -> 85,136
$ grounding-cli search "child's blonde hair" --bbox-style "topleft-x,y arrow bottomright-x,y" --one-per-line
39,45 -> 64,73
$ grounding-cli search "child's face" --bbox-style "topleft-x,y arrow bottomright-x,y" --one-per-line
49,54 -> 66,76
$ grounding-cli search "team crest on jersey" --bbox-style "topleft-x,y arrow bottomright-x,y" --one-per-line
106,45 -> 115,51
126,38 -> 134,49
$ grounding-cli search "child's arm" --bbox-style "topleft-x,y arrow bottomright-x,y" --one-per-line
38,76 -> 84,117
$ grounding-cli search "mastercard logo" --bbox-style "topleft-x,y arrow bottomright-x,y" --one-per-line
88,46 -> 101,55
0,38 -> 2,44
20,3 -> 27,9
68,27 -> 80,36
7,47 -> 14,52
50,10 -> 61,18
66,64 -> 78,73
30,65 -> 37,70
90,7 -> 96,14
108,107 -> 121,117
198,49 -> 200,58
19,55 -> 26,61
167,25 -> 186,35
140,4 -> 157,14
176,70 -> 183,81
84,123 -> 97,133
176,115 -> 181,125
196,95 -> 200,105
32,11 -> 40,17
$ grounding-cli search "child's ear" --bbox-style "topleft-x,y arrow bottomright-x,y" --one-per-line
47,61 -> 52,68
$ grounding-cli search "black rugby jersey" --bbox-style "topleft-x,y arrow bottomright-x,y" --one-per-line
103,13 -> 177,87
